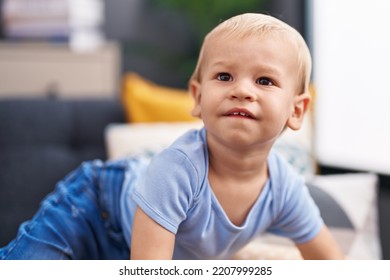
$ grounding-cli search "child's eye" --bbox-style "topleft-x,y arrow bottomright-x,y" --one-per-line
256,77 -> 274,86
217,73 -> 232,82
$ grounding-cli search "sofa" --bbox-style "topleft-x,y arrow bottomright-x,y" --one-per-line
0,95 -> 387,259
0,97 -> 125,247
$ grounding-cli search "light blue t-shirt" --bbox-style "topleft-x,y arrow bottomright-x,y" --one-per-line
121,127 -> 323,259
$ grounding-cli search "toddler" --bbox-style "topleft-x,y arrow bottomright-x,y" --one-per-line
0,13 -> 343,260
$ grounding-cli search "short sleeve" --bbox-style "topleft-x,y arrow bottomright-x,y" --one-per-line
267,174 -> 324,244
132,148 -> 199,234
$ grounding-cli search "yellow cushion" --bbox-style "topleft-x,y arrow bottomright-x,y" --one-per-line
122,73 -> 198,123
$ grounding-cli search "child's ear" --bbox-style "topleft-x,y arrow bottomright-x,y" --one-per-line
190,80 -> 202,118
287,92 -> 311,130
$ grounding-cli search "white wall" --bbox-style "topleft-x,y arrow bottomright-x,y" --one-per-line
312,0 -> 390,175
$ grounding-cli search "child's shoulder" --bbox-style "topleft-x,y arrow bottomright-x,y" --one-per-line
167,127 -> 207,158
153,127 -> 208,173
267,148 -> 304,185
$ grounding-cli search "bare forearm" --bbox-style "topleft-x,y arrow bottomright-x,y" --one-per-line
297,226 -> 345,260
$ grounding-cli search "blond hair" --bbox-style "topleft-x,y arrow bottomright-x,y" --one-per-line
190,13 -> 312,95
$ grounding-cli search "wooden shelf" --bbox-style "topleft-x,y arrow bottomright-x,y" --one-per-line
0,41 -> 121,99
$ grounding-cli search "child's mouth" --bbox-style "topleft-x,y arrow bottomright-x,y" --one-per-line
224,108 -> 256,119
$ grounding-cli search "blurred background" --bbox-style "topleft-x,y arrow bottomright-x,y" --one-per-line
0,0 -> 307,90
0,0 -> 389,259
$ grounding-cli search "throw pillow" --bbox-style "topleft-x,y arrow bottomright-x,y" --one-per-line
122,73 -> 198,123
233,173 -> 381,260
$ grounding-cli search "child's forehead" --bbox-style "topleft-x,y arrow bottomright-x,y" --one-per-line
211,23 -> 294,44
204,30 -> 297,54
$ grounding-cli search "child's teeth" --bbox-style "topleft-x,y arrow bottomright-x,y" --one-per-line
231,112 -> 250,117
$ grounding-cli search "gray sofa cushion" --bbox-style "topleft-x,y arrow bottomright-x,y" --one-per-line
0,98 -> 125,246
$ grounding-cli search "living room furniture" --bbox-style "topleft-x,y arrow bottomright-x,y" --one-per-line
0,42 -> 120,99
0,97 -> 125,246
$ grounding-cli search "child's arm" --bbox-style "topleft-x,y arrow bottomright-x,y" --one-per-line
130,206 -> 176,260
296,225 -> 345,259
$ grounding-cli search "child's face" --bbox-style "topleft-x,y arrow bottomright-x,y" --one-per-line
190,34 -> 309,150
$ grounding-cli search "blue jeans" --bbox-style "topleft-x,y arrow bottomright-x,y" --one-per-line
0,159 -> 130,259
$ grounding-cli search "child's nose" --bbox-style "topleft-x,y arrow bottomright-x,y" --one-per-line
229,81 -> 257,101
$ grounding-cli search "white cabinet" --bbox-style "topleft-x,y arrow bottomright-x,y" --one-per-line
0,41 -> 120,99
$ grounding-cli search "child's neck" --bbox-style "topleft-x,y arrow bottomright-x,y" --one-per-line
207,142 -> 270,226
207,138 -> 271,181
209,150 -> 268,181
